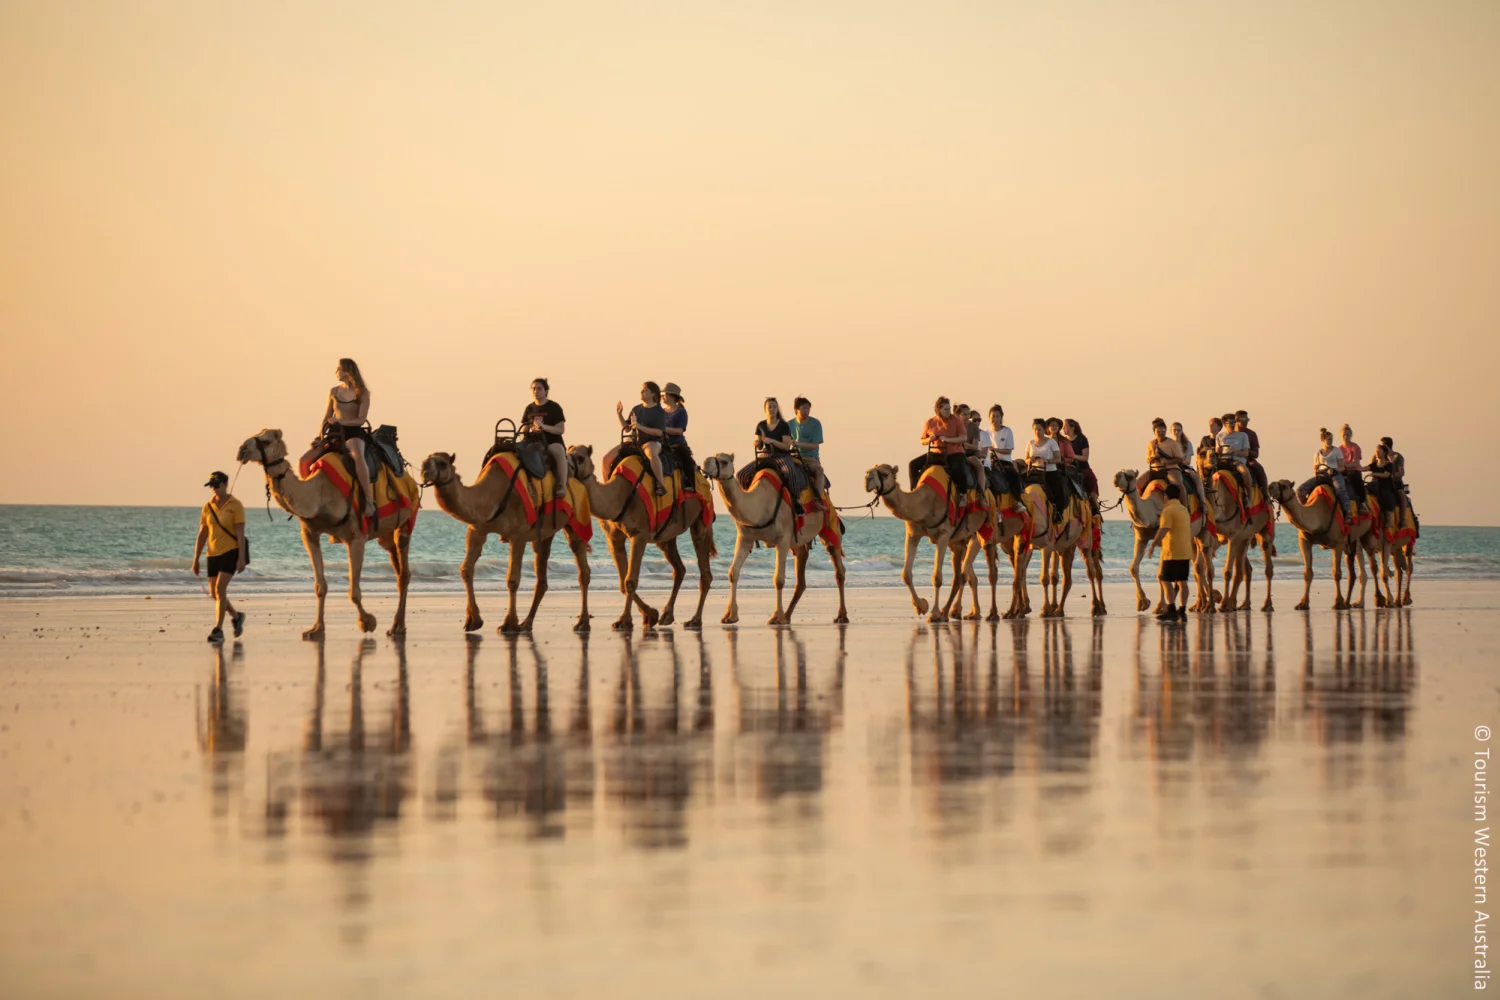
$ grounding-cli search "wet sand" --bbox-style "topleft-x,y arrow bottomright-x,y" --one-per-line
1,583 -> 1493,998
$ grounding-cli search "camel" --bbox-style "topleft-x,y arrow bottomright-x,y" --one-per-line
1010,482 -> 1097,619
1267,480 -> 1378,610
704,454 -> 849,626
1362,513 -> 1416,608
1204,468 -> 1275,613
1114,470 -> 1221,613
237,429 -> 416,638
864,463 -> 991,623
419,452 -> 591,634
951,506 -> 1029,622
567,444 -> 717,631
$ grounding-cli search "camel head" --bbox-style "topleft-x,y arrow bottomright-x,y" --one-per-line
1114,470 -> 1139,494
1268,479 -> 1296,503
865,464 -> 899,495
237,429 -> 287,466
420,452 -> 460,488
567,444 -> 595,482
702,453 -> 735,481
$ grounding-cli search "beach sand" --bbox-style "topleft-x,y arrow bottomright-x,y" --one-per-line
1,582 -> 1494,998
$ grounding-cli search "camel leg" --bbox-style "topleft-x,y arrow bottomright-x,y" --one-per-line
346,536 -> 377,633
299,522 -> 329,639
1239,551 -> 1252,610
1260,534 -> 1275,612
986,543 -> 1001,621
1008,544 -> 1032,618
684,525 -> 713,630
959,540 -> 983,620
1295,535 -> 1314,611
657,536 -> 687,627
1128,533 -> 1150,611
571,534 -> 591,632
605,526 -> 630,593
768,541 -> 790,626
1090,548 -> 1107,616
830,545 -> 850,624
515,534 -> 554,632
784,546 -> 810,622
721,532 -> 753,625
1219,539 -> 1240,613
1330,545 -> 1348,611
928,530 -> 951,623
500,539 -> 524,633
459,527 -> 487,632
942,542 -> 968,619
620,535 -> 659,630
384,530 -> 411,636
900,528 -> 929,617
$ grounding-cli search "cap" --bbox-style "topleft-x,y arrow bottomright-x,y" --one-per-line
662,382 -> 684,400
205,471 -> 229,488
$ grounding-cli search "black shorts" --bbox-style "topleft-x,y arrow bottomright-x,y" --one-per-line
523,433 -> 563,448
1159,559 -> 1190,583
207,549 -> 240,577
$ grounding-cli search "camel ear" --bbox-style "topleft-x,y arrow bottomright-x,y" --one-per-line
586,445 -> 593,456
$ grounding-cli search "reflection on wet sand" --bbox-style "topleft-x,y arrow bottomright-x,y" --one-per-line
1300,611 -> 1417,780
728,629 -> 845,805
264,637 -> 413,851
197,642 -> 248,820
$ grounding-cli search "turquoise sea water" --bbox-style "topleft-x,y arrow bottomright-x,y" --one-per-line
2,504 -> 1495,596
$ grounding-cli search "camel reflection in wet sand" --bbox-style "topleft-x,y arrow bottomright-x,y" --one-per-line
264,637 -> 413,853
904,619 -> 1103,840
1298,611 -> 1416,778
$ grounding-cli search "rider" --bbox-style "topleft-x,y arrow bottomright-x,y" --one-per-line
302,358 -> 376,517
755,397 -> 801,489
789,396 -> 825,493
1381,436 -> 1414,529
1026,418 -> 1066,523
1338,423 -> 1368,510
1367,441 -> 1400,530
982,405 -> 1019,500
1299,428 -> 1355,520
1063,418 -> 1098,501
958,404 -> 984,490
1171,421 -> 1193,460
616,381 -> 669,496
1236,410 -> 1268,491
1137,418 -> 1188,500
1217,415 -> 1254,496
910,396 -> 967,489
662,382 -> 693,470
1047,417 -> 1085,505
521,377 -> 569,498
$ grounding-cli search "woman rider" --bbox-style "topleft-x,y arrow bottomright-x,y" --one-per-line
1299,427 -> 1355,519
1063,418 -> 1098,501
1136,418 -> 1187,498
1338,423 -> 1368,510
755,397 -> 801,488
521,377 -> 569,498
662,382 -> 692,471
1025,418 -> 1065,522
982,405 -> 1018,499
910,397 -> 967,489
616,382 -> 669,496
1366,442 -> 1399,530
301,359 -> 376,517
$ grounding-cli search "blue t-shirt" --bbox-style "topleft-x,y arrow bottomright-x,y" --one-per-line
665,406 -> 688,441
790,416 -> 823,460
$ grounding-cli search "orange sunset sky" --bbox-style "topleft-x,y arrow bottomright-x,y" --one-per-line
1,1 -> 1495,523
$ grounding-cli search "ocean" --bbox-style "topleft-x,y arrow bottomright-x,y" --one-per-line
1,503 -> 1496,597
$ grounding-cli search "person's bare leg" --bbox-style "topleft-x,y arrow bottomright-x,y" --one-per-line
645,442 -> 666,492
548,443 -> 568,497
347,439 -> 374,512
216,574 -> 236,627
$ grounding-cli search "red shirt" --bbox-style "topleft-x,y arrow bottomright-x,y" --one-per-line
924,415 -> 967,455
1340,442 -> 1362,468
1056,438 -> 1076,463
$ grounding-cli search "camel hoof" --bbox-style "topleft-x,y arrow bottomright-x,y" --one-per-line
464,616 -> 483,632
767,614 -> 785,626
1239,601 -> 1250,612
1211,590 -> 1223,604
611,617 -> 633,632
386,623 -> 405,637
642,608 -> 661,629
498,619 -> 521,635
1218,602 -> 1234,614
964,610 -> 981,621
721,612 -> 739,625
1295,601 -> 1309,611
914,598 -> 930,616
834,612 -> 850,624
658,610 -> 675,627
926,612 -> 946,624
301,627 -> 324,641
684,617 -> 703,630
1348,601 -> 1363,610
359,613 -> 377,633
1137,596 -> 1152,612
574,618 -> 590,633
1402,596 -> 1412,606
517,620 -> 534,634
1262,601 -> 1274,612
1152,601 -> 1165,614
986,611 -> 1000,622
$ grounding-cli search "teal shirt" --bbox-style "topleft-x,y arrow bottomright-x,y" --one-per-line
790,416 -> 823,460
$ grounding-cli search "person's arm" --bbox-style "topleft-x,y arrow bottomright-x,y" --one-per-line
192,523 -> 207,576
615,402 -> 629,428
665,424 -> 685,439
638,421 -> 664,440
1146,522 -> 1169,556
235,519 -> 247,572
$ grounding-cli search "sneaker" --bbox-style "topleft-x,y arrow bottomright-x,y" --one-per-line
1155,606 -> 1175,620
1175,607 -> 1188,621
207,627 -> 224,644
232,611 -> 246,638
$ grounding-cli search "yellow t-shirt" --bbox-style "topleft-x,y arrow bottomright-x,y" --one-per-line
1159,498 -> 1193,561
200,497 -> 246,557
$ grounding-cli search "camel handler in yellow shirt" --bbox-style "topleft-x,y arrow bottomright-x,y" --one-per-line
193,471 -> 247,644
1146,482 -> 1192,622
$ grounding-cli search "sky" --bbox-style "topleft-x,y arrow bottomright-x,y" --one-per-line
1,0 -> 1496,523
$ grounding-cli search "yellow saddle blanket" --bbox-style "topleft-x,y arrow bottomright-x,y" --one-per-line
307,453 -> 420,534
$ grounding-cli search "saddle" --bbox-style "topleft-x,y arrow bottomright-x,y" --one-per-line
738,456 -> 807,515
609,439 -> 678,481
370,424 -> 405,478
481,418 -> 549,480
